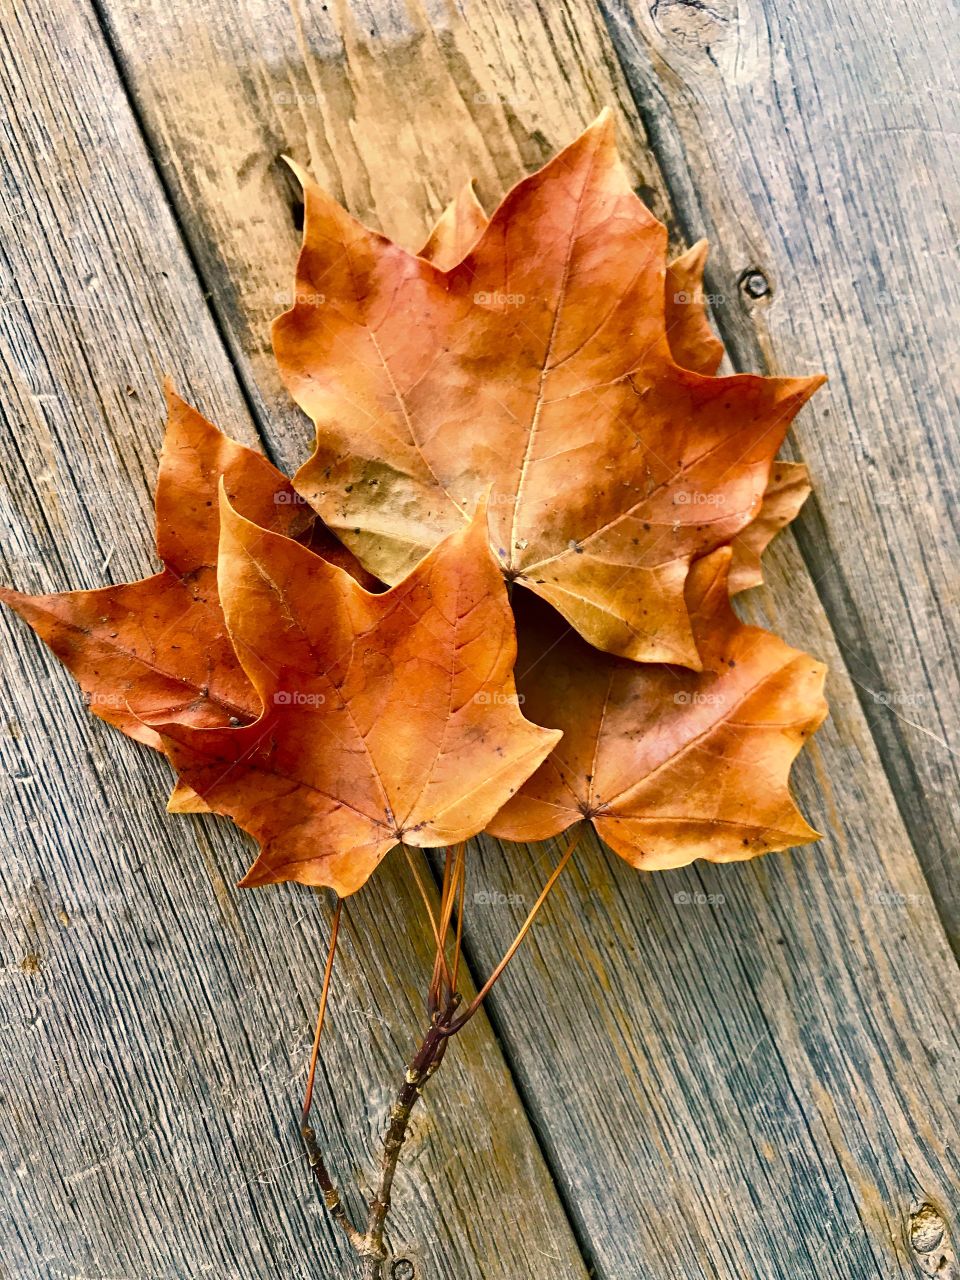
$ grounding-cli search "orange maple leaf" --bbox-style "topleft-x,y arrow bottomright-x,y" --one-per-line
157,494 -> 560,895
422,185 -> 809,600
487,549 -> 827,867
421,188 -> 724,377
0,386 -> 309,748
274,112 -> 823,667
727,461 -> 811,594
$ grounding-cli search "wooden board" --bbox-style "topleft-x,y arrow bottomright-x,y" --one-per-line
598,0 -> 960,951
0,6 -> 588,1278
3,0 -> 959,1277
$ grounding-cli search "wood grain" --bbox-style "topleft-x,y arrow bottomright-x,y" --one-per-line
597,0 -> 960,951
4,0 -> 959,1277
0,6 -> 588,1278
94,0 -> 960,1276
97,0 -> 677,479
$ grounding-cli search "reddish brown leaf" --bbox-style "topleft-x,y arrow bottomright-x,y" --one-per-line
2,388 -> 291,745
422,184 -> 803,601
663,239 -> 725,377
421,191 -> 725,378
419,180 -> 488,271
727,461 -> 811,594
158,494 -> 560,895
487,549 -> 827,867
274,112 -> 823,666
1,385 -> 376,746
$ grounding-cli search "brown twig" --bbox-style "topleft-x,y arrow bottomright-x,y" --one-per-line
360,997 -> 460,1278
302,830 -> 581,1274
301,1124 -> 366,1254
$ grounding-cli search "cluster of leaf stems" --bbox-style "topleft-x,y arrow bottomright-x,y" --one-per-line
300,826 -> 584,1276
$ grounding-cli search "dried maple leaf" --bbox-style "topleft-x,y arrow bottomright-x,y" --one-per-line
2,386 -> 378,816
423,191 -> 806,598
157,494 -> 560,895
274,111 -> 823,666
422,190 -> 724,376
1,387 -> 294,748
1,385 -> 375,749
419,180 -> 489,271
486,548 -> 827,867
431,189 -> 807,576
728,460 -> 811,593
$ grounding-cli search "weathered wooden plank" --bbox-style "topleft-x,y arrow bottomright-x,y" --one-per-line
96,0 -> 678,478
0,6 -> 590,1278
91,1 -> 960,1277
597,0 -> 960,951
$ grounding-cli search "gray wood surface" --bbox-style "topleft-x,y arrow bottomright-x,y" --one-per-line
1,0 -> 958,1278
598,0 -> 960,951
0,6 -> 587,1279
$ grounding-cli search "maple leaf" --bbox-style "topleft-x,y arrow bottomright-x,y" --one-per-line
1,385 -> 377,815
422,190 -> 724,377
420,190 -> 809,597
157,493 -> 560,896
1,386 -> 305,748
274,111 -> 824,667
419,180 -> 489,271
728,460 -> 811,594
486,548 -> 827,867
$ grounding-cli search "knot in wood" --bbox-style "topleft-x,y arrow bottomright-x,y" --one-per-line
910,1201 -> 945,1253
740,269 -> 771,300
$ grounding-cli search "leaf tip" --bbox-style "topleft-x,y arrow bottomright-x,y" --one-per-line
280,153 -> 310,189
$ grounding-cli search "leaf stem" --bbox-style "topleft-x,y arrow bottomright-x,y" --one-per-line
298,899 -> 365,1252
450,845 -> 466,997
404,842 -> 455,1008
427,845 -> 454,1013
441,824 -> 584,1036
301,897 -> 342,1126
303,829 -> 581,1273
